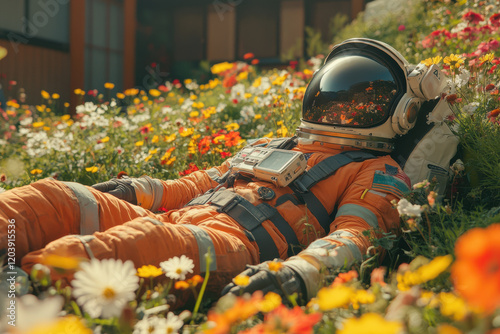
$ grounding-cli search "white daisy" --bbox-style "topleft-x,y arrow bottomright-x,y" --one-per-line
72,258 -> 139,319
16,294 -> 64,332
397,198 -> 422,218
159,255 -> 194,280
133,313 -> 184,334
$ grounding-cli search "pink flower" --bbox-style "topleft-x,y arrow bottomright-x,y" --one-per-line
398,25 -> 406,31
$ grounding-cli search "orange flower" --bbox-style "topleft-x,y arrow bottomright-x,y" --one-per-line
243,52 -> 255,60
371,267 -> 387,286
332,270 -> 358,286
267,260 -> 283,272
451,224 -> 500,314
251,59 -> 260,65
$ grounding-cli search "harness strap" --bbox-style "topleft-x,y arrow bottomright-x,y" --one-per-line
289,151 -> 378,233
186,190 -> 299,261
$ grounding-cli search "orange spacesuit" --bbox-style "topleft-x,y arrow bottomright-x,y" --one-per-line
0,38 -> 451,305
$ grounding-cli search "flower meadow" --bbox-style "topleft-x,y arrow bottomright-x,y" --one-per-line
1,0 -> 500,333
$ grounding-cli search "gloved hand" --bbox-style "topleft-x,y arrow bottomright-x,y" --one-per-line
92,177 -> 137,205
221,260 -> 307,303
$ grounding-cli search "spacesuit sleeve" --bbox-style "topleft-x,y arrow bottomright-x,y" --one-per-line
131,159 -> 232,212
285,156 -> 409,299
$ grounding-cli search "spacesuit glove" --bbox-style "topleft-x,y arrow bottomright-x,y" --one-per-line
221,259 -> 307,304
92,176 -> 137,205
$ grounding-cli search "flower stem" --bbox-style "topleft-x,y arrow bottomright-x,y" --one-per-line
191,247 -> 212,324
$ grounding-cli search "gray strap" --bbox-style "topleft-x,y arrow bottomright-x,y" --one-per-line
335,203 -> 379,229
63,182 -> 100,235
183,225 -> 217,273
68,235 -> 96,259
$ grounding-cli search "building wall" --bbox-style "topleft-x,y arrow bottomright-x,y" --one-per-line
0,39 -> 71,105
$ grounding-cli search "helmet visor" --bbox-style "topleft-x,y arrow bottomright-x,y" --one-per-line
302,54 -> 402,128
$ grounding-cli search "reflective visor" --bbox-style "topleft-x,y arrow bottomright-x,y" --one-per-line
302,54 -> 402,128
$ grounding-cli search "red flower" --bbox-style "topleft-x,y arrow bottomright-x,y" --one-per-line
220,151 -> 231,159
158,85 -> 169,92
232,99 -> 239,104
198,136 -> 211,155
485,84 -> 496,91
463,10 -> 484,25
179,163 -> 200,176
289,60 -> 298,70
398,25 -> 406,31
243,52 -> 255,60
242,305 -> 321,334
445,94 -> 458,105
490,13 -> 500,27
222,75 -> 237,88
117,171 -> 129,179
251,59 -> 260,65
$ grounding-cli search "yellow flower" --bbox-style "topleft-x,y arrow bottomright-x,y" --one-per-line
168,92 -> 175,97
337,313 -> 403,334
135,141 -> 144,147
264,131 -> 274,138
252,77 -> 262,87
32,122 -> 45,128
42,254 -> 80,270
149,89 -> 161,97
100,136 -> 110,143
104,82 -> 115,89
178,98 -> 185,104
85,166 -> 98,173
27,315 -> 92,334
151,135 -> 159,144
267,260 -> 283,272
303,69 -> 313,75
61,114 -> 71,121
43,126 -> 51,131
316,285 -> 354,311
142,95 -> 148,101
41,90 -> 50,99
254,114 -> 262,120
165,134 -> 176,143
137,264 -> 163,278
184,78 -> 193,84
232,274 -> 250,287
259,291 -> 282,313
116,93 -> 125,99
244,93 -> 252,99
64,102 -> 70,108
192,102 -> 204,109
133,98 -> 140,105
479,53 -> 494,64
443,54 -> 464,69
351,289 -> 376,310
190,94 -> 197,100
149,148 -> 158,155
438,292 -> 469,321
124,88 -> 139,96
208,78 -> 220,89
397,255 -> 453,291
30,169 -> 43,175
421,56 -> 443,66
74,88 -> 84,95
165,156 -> 176,165
52,93 -> 60,100
180,128 -> 194,137
189,111 -> 200,118
225,123 -> 240,131
236,71 -> 248,81
211,61 -> 234,74
36,105 -> 46,112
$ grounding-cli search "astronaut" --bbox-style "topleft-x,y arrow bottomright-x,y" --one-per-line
0,38 -> 447,306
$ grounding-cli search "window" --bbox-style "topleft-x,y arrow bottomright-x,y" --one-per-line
85,0 -> 124,91
237,0 -> 279,59
0,0 -> 69,49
